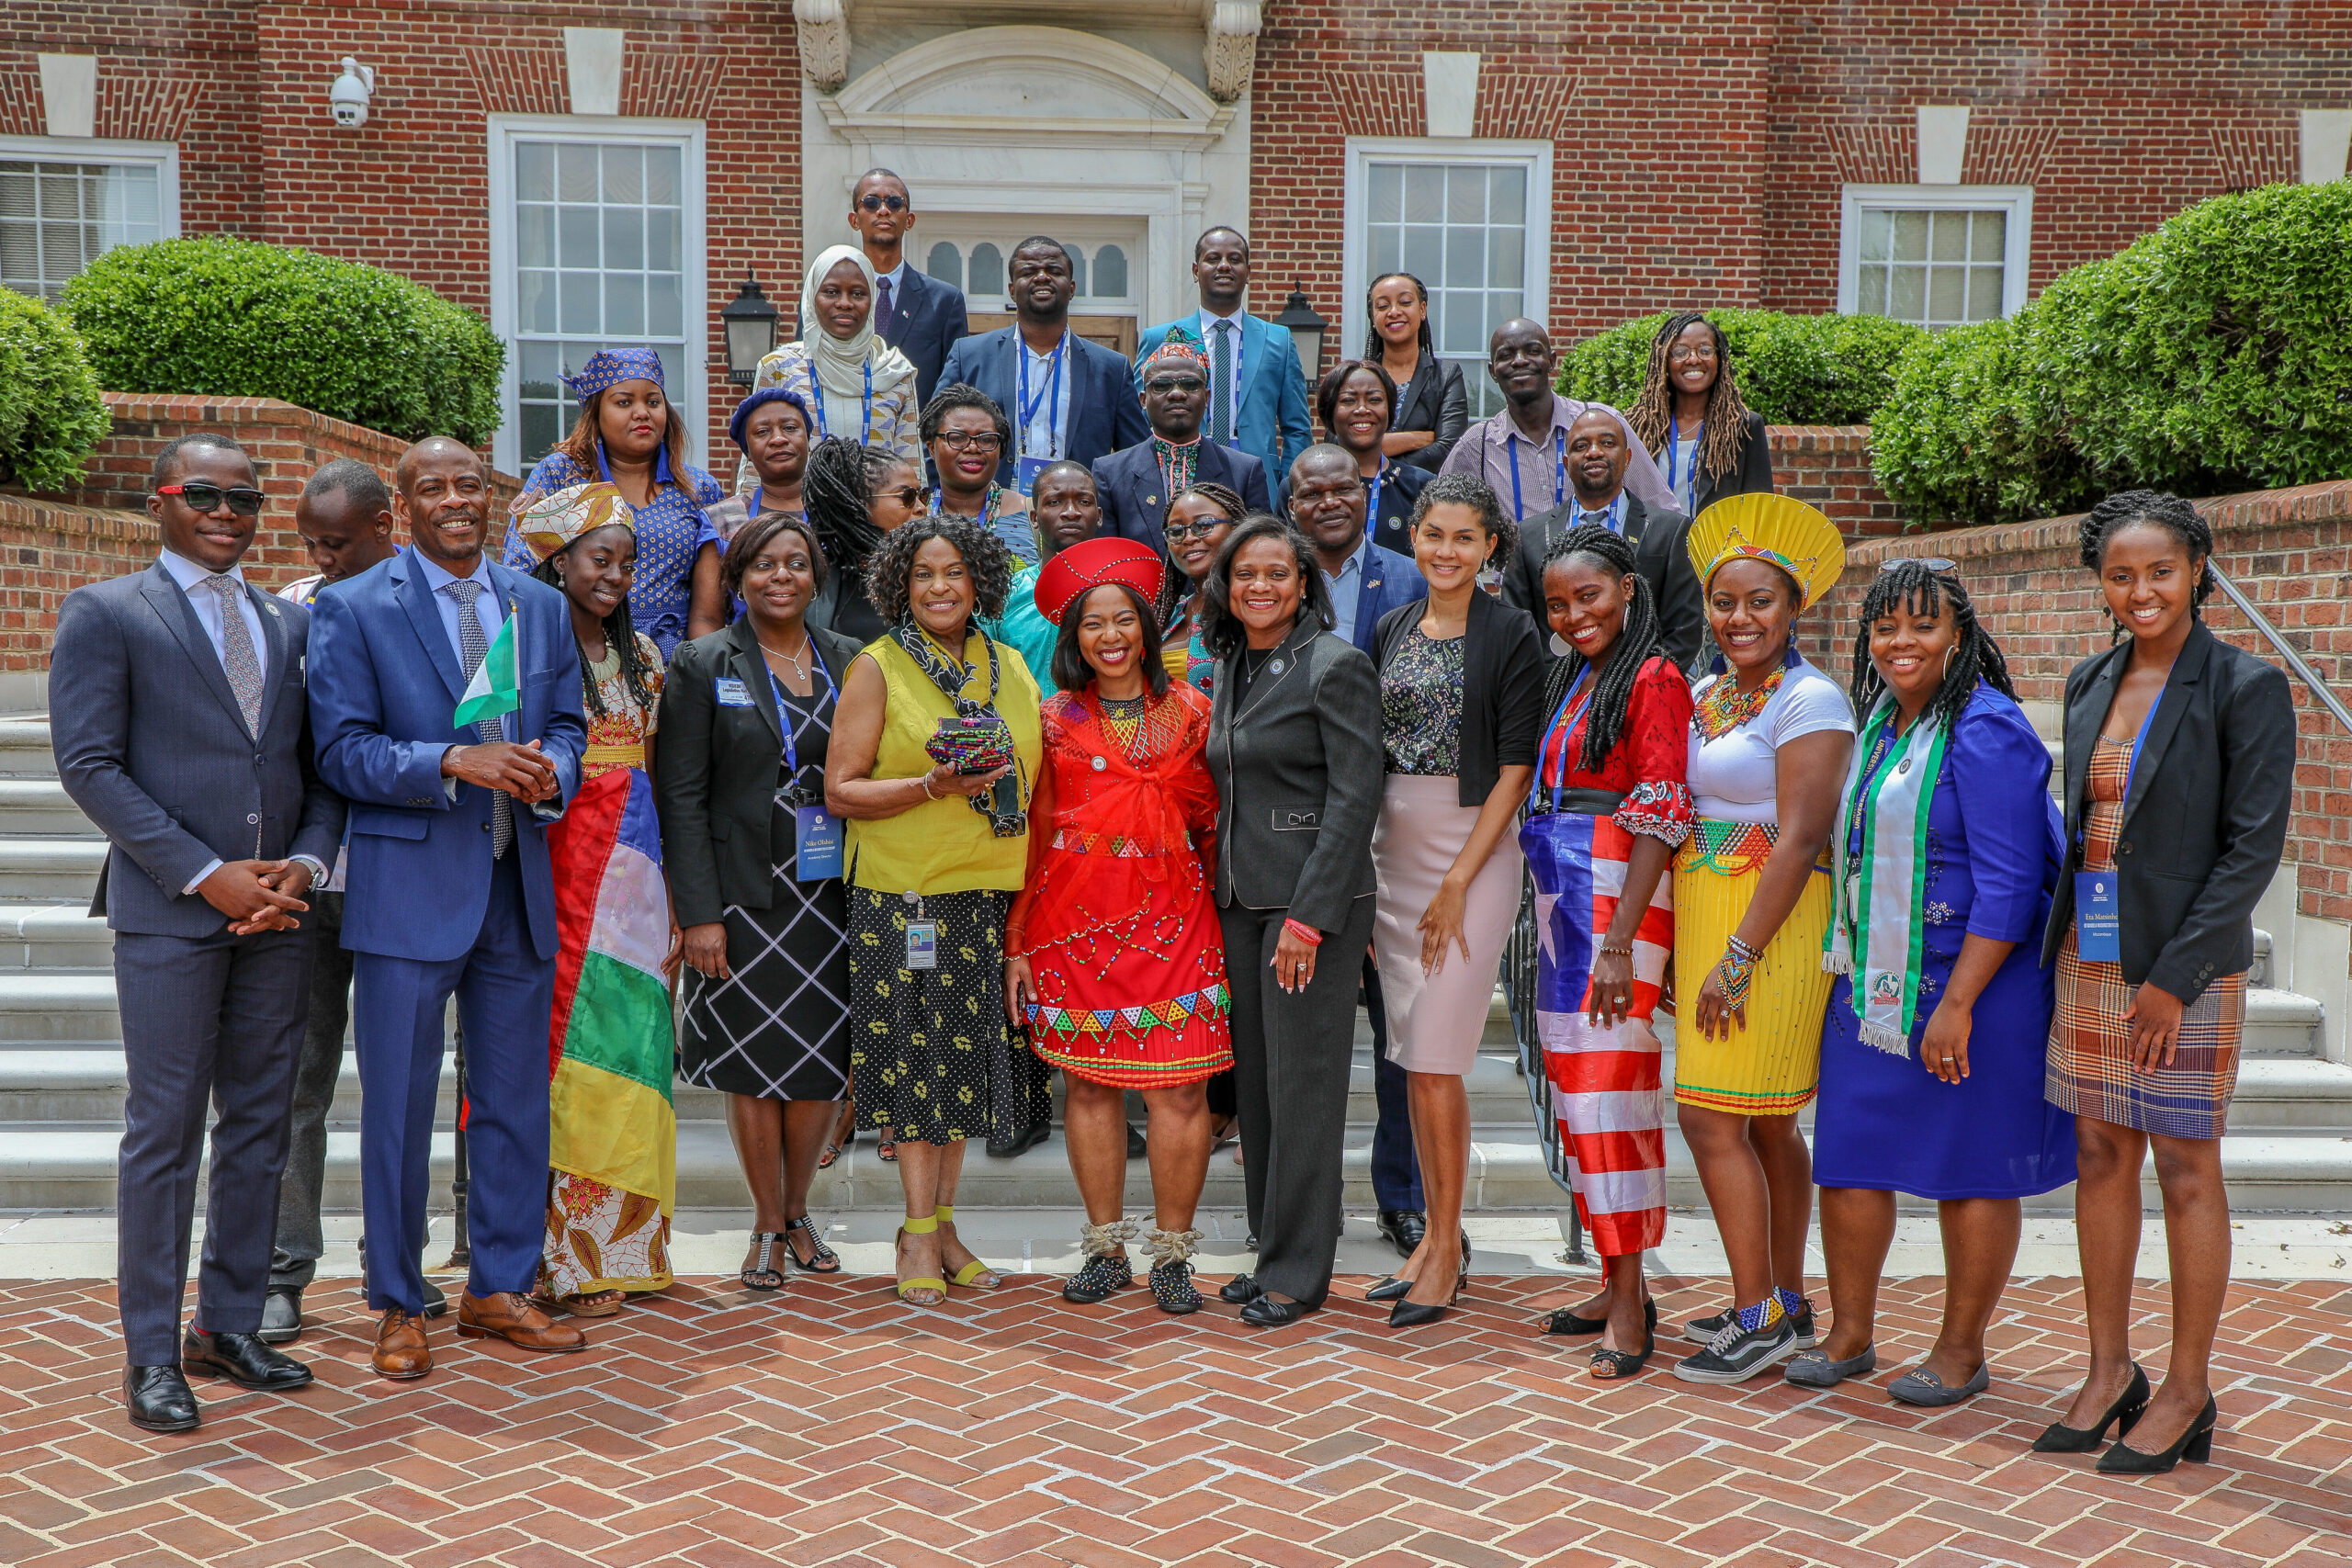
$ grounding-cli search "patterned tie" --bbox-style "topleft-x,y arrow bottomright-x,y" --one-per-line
1210,319 -> 1235,445
1581,511 -> 1614,532
200,576 -> 265,737
445,579 -> 514,860
876,275 -> 895,342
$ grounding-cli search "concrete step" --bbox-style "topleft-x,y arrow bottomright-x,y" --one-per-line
0,780 -> 96,837
0,717 -> 57,779
2244,986 -> 2323,1055
0,840 -> 106,903
0,904 -> 116,969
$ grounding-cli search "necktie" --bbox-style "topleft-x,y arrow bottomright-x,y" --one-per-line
200,575 -> 265,737
1211,320 -> 1234,445
445,579 -> 514,860
876,275 -> 895,342
1581,511 -> 1613,531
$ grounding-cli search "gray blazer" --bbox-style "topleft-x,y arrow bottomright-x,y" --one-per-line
51,561 -> 345,937
1205,617 -> 1381,932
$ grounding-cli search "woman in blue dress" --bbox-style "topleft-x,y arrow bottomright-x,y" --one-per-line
504,345 -> 725,659
1792,558 -> 2075,1405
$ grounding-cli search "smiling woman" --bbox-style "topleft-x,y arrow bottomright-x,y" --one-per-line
751,246 -> 922,466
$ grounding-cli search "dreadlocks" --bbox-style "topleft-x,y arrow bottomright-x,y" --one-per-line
531,549 -> 659,720
2079,489 -> 2215,636
1539,524 -> 1665,773
1847,561 -> 2017,736
803,436 -> 895,585
1625,312 -> 1756,486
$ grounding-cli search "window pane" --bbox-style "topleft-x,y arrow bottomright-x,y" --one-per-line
1928,265 -> 1965,323
606,274 -> 644,335
1489,166 -> 1525,227
1969,265 -> 2006,319
1446,166 -> 1486,225
519,340 -> 563,398
647,208 -> 679,273
516,141 -> 554,201
1436,297 -> 1483,355
0,160 -> 166,301
969,243 -> 1002,298
1972,210 -> 2006,259
559,205 -> 598,268
1890,210 -> 1930,262
1889,265 -> 1926,321
1445,225 -> 1484,289
1859,208 -> 1891,263
924,242 -> 962,290
1402,225 -> 1442,282
645,147 -> 681,205
560,271 -> 601,333
517,205 -> 553,268
602,145 -> 642,204
601,206 -> 642,271
1488,225 -> 1522,288
1092,244 -> 1126,299
1403,164 -> 1443,223
518,270 -> 557,333
1368,162 -> 1403,220
520,402 -> 559,463
1369,226 -> 1401,276
648,274 -> 682,337
1858,267 -> 1887,316
1068,246 -> 1087,298
556,143 -> 597,201
1929,211 -> 1968,263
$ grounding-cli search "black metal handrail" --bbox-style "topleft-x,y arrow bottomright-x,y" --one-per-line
2211,564 -> 2352,736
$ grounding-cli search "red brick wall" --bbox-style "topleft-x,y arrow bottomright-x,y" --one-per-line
1767,425 -> 1903,538
0,493 -> 157,671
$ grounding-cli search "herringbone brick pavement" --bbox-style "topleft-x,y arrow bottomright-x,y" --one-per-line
0,1272 -> 2346,1568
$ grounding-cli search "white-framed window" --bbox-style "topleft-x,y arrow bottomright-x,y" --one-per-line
486,116 -> 706,477
1342,138 -> 1553,421
917,227 -> 1141,314
0,135 -> 180,303
1838,185 -> 2033,328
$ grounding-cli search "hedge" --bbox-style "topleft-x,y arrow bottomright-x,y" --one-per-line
1559,308 -> 1927,428
62,237 -> 503,447
0,290 -> 111,493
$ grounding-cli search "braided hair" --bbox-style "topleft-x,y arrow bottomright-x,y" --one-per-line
803,436 -> 894,588
1624,312 -> 1756,484
1847,561 -> 2017,734
531,544 -> 658,720
2079,489 -> 2215,637
1539,524 -> 1664,773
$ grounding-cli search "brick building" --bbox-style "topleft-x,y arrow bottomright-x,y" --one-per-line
4,2 -> 2348,480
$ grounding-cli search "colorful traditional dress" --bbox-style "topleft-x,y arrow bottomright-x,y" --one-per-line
505,447 -> 725,659
1012,683 -> 1232,1086
1521,654 -> 1692,1257
540,635 -> 675,1299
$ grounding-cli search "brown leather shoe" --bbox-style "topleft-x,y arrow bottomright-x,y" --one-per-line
371,1309 -> 432,1381
457,1291 -> 588,1353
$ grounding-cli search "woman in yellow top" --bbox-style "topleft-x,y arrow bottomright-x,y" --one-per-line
825,514 -> 1044,1305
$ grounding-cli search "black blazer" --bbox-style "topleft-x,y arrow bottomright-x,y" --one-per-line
1093,437 -> 1272,555
1686,410 -> 1775,518
1501,491 -> 1703,671
1373,588 -> 1546,807
937,325 -> 1150,487
2040,621 -> 2296,1003
655,616 -> 864,927
1390,353 -> 1470,473
1205,617 -> 1381,932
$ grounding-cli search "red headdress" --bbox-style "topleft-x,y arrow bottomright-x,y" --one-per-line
1033,536 -> 1166,627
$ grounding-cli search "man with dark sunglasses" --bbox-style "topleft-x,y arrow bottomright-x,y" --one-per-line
51,432 -> 345,1433
842,167 -> 967,406
1093,333 -> 1272,556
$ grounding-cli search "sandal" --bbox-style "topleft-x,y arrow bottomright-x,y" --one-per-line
783,1214 -> 841,1274
894,1214 -> 946,1307
816,1139 -> 845,1170
740,1232 -> 786,1292
560,1289 -> 628,1317
935,1204 -> 1002,1291
877,1134 -> 898,1164
1589,1331 -> 1655,1381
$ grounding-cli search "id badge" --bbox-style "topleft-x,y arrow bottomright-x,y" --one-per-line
2075,870 -> 2121,963
793,805 -> 843,881
905,919 -> 939,971
715,677 -> 753,707
1014,455 -> 1051,497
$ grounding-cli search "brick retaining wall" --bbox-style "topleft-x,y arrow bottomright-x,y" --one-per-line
1765,425 -> 1903,538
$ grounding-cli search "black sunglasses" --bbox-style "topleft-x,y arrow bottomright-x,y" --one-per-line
1879,556 -> 1958,574
857,193 -> 908,212
157,483 -> 266,517
1163,516 -> 1231,542
1145,376 -> 1206,395
879,484 -> 930,508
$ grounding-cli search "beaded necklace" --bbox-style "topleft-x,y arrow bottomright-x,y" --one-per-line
1692,663 -> 1786,741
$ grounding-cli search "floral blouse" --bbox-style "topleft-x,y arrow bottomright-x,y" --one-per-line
1381,626 -> 1467,776
581,633 -> 665,780
1536,654 -> 1697,845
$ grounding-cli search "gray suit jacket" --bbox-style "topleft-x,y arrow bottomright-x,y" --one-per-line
1204,617 -> 1380,932
51,561 -> 345,937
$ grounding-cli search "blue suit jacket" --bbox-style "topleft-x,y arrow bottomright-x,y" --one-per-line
938,325 -> 1149,487
1134,311 -> 1314,487
878,265 -> 967,408
306,547 -> 587,964
1092,437 -> 1272,554
1338,540 -> 1426,655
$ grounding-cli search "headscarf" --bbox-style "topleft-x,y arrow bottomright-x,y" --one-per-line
1035,537 -> 1165,627
1139,327 -> 1211,381
566,346 -> 665,400
799,244 -> 918,404
728,384 -> 816,452
514,482 -> 637,560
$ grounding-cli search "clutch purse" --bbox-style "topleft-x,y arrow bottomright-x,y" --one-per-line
925,716 -> 1015,775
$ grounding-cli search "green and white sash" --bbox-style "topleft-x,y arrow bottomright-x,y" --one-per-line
1824,696 -> 1950,1057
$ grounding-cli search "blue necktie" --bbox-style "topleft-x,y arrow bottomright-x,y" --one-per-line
1211,319 -> 1235,445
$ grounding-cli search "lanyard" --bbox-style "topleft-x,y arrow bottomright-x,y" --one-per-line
765,647 -> 837,781
1536,669 -> 1600,811
1662,418 -> 1702,501
807,359 -> 873,448
1016,333 -> 1068,459
2122,690 -> 2162,808
1577,493 -> 1624,535
1509,427 -> 1567,524
1367,457 -> 1386,526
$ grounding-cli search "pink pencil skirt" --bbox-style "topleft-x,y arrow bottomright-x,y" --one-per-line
1372,773 -> 1525,1076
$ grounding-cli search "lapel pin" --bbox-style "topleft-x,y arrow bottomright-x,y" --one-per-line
1147,495 -> 1159,506
1270,659 -> 1284,673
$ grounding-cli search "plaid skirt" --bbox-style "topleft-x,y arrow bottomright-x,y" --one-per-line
2046,926 -> 2243,1140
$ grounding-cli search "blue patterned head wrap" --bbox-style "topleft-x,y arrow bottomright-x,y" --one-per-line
566,346 -> 667,400
728,385 -> 817,452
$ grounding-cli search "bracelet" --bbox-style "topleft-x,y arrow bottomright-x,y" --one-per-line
919,772 -> 939,800
1597,940 -> 1634,958
1713,947 -> 1757,1011
1282,918 -> 1324,947
1726,933 -> 1760,964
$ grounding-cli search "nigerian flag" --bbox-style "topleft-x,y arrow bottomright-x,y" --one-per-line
453,614 -> 520,729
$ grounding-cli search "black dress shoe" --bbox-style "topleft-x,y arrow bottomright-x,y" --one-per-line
1240,1294 -> 1313,1328
1125,1122 -> 1146,1158
181,1327 -> 314,1392
258,1289 -> 302,1346
1218,1272 -> 1263,1304
124,1364 -> 199,1433
1376,1210 -> 1427,1257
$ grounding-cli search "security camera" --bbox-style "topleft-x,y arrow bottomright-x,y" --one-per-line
329,58 -> 375,128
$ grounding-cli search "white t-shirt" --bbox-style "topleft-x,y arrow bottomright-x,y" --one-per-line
1686,658 -> 1856,825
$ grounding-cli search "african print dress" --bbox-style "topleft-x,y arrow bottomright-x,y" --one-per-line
1010,683 -> 1232,1087
540,637 -> 675,1300
505,448 -> 726,659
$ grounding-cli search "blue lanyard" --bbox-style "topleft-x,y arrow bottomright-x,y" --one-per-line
1367,457 -> 1386,525
1016,334 -> 1068,458
766,649 -> 837,781
1536,670 -> 1599,812
1662,418 -> 1702,500
807,359 -> 873,448
1577,493 -> 1624,535
1509,427 -> 1567,524
2122,689 -> 2163,807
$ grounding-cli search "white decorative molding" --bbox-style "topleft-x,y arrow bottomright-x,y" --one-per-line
1915,105 -> 1971,185
1421,51 -> 1479,139
2301,107 -> 2352,185
1201,1 -> 1261,105
37,54 -> 97,141
795,0 -> 851,94
563,28 -> 626,116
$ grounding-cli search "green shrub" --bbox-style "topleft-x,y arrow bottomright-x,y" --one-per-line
0,290 -> 110,492
1868,317 -> 2098,526
1560,309 -> 1928,427
62,237 -> 503,446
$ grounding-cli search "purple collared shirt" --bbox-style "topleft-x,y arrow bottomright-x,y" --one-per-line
1438,396 -> 1672,522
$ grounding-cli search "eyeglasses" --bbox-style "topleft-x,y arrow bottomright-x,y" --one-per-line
1163,516 -> 1230,542
1144,376 -> 1206,395
1879,556 -> 1958,574
879,484 -> 930,508
934,431 -> 1004,453
156,483 -> 266,516
857,193 -> 908,212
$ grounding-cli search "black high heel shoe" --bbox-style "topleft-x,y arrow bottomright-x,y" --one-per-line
2098,1395 -> 2217,1475
1367,1233 -> 1470,1303
2032,1362 -> 2151,1453
1386,1246 -> 1469,1328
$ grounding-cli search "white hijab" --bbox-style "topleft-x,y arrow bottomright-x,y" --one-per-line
799,243 -> 917,403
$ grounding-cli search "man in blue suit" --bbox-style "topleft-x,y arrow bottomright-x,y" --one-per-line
1096,334 -> 1272,555
846,168 -> 967,407
306,437 -> 589,1381
1288,443 -> 1429,1255
1134,227 -> 1313,485
937,236 -> 1148,494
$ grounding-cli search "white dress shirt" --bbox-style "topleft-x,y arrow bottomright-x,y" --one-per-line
1015,330 -> 1075,463
157,547 -> 269,686
1321,532 -> 1375,640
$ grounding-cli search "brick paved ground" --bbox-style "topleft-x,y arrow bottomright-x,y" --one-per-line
0,1272 -> 2346,1568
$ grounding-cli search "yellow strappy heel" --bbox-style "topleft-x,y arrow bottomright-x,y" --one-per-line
895,1213 -> 946,1306
936,1204 -> 1002,1291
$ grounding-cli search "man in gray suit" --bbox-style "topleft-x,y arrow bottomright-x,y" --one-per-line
51,432 -> 345,1432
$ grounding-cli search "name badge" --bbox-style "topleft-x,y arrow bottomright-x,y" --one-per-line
1014,455 -> 1052,497
2075,871 -> 2120,963
794,806 -> 843,881
906,919 -> 939,971
716,678 -> 753,707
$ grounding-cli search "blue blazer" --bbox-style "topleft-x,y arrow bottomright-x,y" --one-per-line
1340,540 -> 1426,655
1092,437 -> 1272,553
801,265 -> 968,408
306,547 -> 587,964
1134,311 -> 1314,488
938,325 -> 1149,487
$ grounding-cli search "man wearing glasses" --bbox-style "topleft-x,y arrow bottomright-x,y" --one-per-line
51,433 -> 345,1432
844,168 -> 967,407
1094,333 -> 1272,556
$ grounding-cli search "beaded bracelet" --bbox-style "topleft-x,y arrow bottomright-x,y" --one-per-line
1597,939 -> 1634,958
1714,947 -> 1757,1010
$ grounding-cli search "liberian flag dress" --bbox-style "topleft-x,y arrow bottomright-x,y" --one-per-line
1519,655 -> 1693,1258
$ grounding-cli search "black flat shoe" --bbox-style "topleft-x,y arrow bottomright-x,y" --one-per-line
1218,1272 -> 1262,1305
180,1327 -> 312,1391
124,1364 -> 198,1433
2098,1396 -> 2217,1474
1375,1209 -> 1426,1257
2032,1362 -> 2151,1453
1240,1293 -> 1312,1328
258,1288 -> 302,1346
1544,1297 -> 1658,1337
